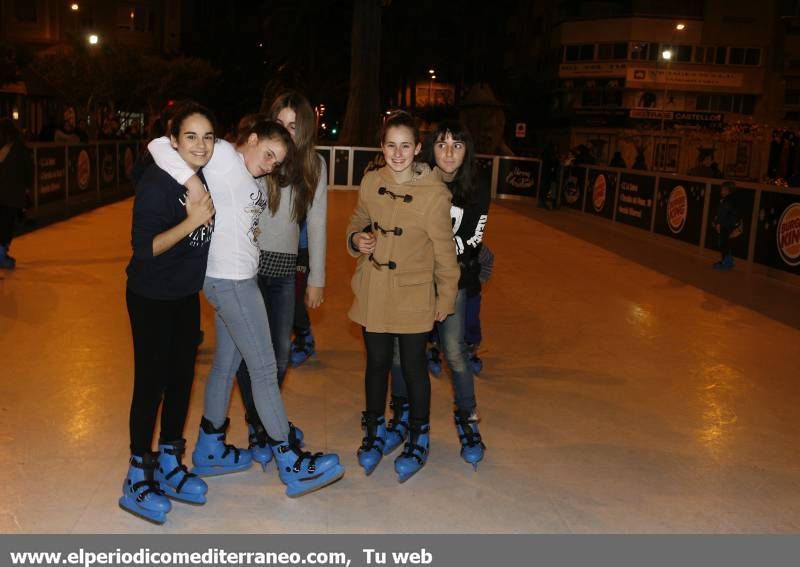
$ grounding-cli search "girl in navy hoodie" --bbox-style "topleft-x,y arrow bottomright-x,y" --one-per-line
122,103 -> 216,523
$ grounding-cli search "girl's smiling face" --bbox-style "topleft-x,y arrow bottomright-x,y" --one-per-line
381,125 -> 420,175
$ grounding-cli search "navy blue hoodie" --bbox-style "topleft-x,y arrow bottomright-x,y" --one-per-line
126,164 -> 213,299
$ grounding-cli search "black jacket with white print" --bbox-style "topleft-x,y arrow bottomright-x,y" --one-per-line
451,183 -> 490,296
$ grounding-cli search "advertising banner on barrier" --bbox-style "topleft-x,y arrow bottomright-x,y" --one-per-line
333,149 -> 349,186
117,142 -> 138,185
497,158 -> 540,198
704,185 -> 755,260
616,173 -> 655,230
562,166 -> 586,210
98,144 -> 118,192
35,146 -> 67,205
352,149 -> 383,187
753,191 -> 800,274
68,145 -> 97,196
654,178 -> 706,244
586,169 -> 617,219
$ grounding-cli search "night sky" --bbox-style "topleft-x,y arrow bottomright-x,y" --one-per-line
178,0 -> 515,134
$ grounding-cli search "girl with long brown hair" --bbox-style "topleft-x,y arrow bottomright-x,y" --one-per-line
235,91 -> 329,468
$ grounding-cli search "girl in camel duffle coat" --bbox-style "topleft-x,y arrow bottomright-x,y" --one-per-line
346,110 -> 459,483
346,163 -> 459,333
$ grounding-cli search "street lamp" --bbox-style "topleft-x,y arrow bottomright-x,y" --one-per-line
658,23 -> 686,163
70,3 -> 79,10
88,34 -> 99,45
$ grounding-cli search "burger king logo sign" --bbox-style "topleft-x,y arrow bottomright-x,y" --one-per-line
667,186 -> 687,234
592,174 -> 606,212
777,202 -> 800,267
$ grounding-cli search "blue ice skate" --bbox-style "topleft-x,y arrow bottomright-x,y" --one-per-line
383,398 -> 409,455
191,417 -> 252,476
0,245 -> 15,269
394,423 -> 430,483
427,344 -> 442,377
156,440 -> 208,504
357,413 -> 387,475
454,410 -> 485,471
119,453 -> 171,524
467,343 -> 483,375
247,422 -> 274,471
269,430 -> 344,497
289,332 -> 315,366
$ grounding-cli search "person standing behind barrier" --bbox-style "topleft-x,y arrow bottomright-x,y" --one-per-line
235,91 -> 328,468
121,103 -> 217,524
713,180 -> 739,271
0,119 -> 33,269
148,117 -> 344,498
347,111 -> 459,482
387,120 -> 489,471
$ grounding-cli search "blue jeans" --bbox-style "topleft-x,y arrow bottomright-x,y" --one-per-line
236,273 -> 295,428
391,288 -> 477,412
202,276 -> 289,441
260,273 -> 295,384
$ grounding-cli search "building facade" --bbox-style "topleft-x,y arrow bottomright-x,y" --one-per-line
514,0 -> 789,180
1,0 -> 180,135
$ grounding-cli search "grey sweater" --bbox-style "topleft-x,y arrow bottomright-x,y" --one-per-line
255,157 -> 327,287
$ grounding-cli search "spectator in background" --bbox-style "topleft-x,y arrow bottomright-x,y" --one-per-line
0,119 -> 33,269
99,117 -> 119,140
712,181 -> 739,271
573,145 -> 596,166
609,151 -> 626,168
125,120 -> 142,140
689,153 -> 715,178
54,120 -> 80,145
75,119 -> 89,143
540,143 -> 560,209
632,149 -> 648,170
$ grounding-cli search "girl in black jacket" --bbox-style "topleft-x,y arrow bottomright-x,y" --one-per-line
386,120 -> 488,470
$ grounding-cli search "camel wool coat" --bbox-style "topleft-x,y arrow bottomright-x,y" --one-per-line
346,164 -> 459,333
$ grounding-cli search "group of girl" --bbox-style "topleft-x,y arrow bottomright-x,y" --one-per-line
122,92 -> 489,524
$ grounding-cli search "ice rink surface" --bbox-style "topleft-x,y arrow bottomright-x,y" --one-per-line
1,191 -> 799,533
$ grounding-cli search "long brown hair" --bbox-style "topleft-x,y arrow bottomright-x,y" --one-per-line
267,91 -> 320,222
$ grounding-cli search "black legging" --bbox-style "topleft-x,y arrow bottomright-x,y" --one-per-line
126,288 -> 200,455
363,330 -> 430,429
